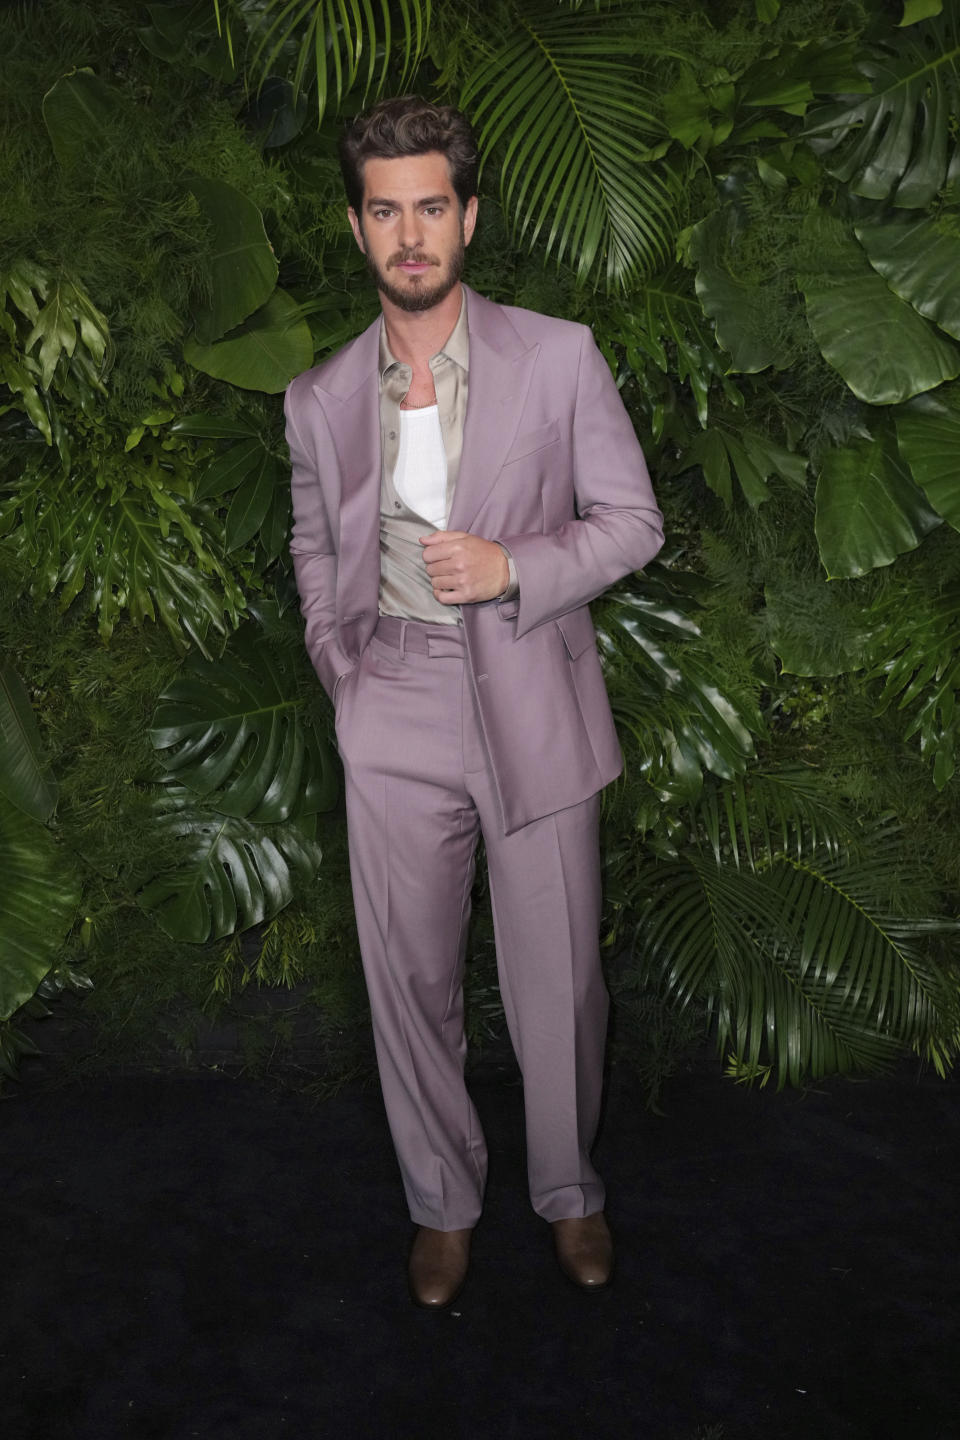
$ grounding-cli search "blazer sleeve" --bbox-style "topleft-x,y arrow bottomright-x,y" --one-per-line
499,325 -> 664,639
285,382 -> 354,703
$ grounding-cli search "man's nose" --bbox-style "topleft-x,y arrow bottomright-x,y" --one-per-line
397,208 -> 423,250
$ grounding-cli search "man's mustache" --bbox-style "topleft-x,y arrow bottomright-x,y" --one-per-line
387,251 -> 441,269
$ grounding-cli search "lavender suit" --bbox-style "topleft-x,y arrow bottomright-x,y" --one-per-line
285,285 -> 663,1229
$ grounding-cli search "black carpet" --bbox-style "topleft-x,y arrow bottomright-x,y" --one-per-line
3,1058 -> 958,1440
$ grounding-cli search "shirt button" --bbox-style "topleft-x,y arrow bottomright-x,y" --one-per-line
388,430 -> 396,439
394,501 -> 401,509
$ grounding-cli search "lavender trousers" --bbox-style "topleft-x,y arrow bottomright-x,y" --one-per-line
335,615 -> 609,1231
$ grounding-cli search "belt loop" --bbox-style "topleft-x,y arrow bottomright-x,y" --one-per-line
398,620 -> 407,660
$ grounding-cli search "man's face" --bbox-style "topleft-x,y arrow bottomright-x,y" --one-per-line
348,151 -> 478,313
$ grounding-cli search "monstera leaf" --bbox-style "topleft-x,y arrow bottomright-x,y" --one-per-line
135,784 -> 323,942
803,15 -> 960,208
593,568 -> 759,807
150,623 -> 338,821
463,8 -> 678,289
856,216 -> 960,342
0,800 -> 80,1019
184,288 -> 314,393
679,425 -> 807,508
895,388 -> 960,530
0,662 -> 57,821
814,435 -> 941,578
0,459 -> 245,654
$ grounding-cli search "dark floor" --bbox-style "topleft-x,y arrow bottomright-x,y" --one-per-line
3,1052 -> 958,1440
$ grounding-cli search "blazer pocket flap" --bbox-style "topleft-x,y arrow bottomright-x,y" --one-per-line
503,420 -> 560,466
555,607 -> 597,660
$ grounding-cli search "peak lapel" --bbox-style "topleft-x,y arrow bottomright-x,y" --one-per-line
449,289 -> 539,534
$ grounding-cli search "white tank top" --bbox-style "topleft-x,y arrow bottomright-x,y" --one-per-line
394,405 -> 448,530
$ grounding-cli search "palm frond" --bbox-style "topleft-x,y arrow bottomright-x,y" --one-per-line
630,842 -> 960,1088
215,0 -> 432,123
463,8 -> 680,290
864,581 -> 960,791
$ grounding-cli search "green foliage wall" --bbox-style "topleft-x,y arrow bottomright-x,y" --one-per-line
2,0 -> 960,1092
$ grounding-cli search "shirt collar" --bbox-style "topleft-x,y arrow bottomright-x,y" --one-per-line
378,289 -> 469,378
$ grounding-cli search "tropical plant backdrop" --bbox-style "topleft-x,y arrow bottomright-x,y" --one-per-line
2,0 -> 960,1094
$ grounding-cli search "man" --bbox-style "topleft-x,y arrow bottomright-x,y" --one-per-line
285,96 -> 664,1307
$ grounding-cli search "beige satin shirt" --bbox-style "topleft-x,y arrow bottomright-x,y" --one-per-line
378,294 -> 517,625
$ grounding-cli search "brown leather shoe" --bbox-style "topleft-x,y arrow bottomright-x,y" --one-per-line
551,1212 -> 614,1289
407,1226 -> 472,1308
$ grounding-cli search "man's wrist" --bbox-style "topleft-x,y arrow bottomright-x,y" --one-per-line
496,543 -> 519,601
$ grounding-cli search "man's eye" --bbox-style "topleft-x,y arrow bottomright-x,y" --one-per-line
373,208 -> 393,219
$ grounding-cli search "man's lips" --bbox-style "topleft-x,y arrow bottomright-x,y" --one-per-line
390,256 -> 439,274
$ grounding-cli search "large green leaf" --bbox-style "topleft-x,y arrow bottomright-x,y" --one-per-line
0,800 -> 80,1019
814,435 -> 941,578
895,389 -> 960,530
687,208 -> 791,373
463,9 -> 679,290
803,18 -> 960,208
0,662 -> 57,822
184,288 -> 314,393
800,229 -> 960,404
607,271 -> 741,429
856,217 -> 960,342
150,623 -> 338,822
135,784 -> 323,942
187,178 -> 279,345
593,568 -> 759,808
0,460 -> 245,655
678,425 -> 807,508
218,0 -> 431,123
42,68 -> 123,168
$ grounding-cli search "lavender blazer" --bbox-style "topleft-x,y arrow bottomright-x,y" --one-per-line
284,285 -> 664,834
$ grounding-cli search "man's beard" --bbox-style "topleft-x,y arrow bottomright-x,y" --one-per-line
365,232 -> 466,312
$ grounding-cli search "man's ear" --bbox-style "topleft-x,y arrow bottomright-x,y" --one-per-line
347,207 -> 366,253
463,195 -> 479,248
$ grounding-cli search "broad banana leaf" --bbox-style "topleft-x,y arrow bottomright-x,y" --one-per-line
801,229 -> 960,405
138,1 -> 236,82
184,288 -> 314,393
803,16 -> 960,208
135,784 -> 323,942
0,800 -> 80,1019
42,68 -> 123,168
895,389 -> 960,531
150,623 -> 338,821
856,217 -> 960,342
0,662 -> 57,821
187,178 -> 279,345
463,9 -> 679,290
814,435 -> 941,578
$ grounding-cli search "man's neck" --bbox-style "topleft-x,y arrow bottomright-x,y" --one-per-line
380,283 -> 464,367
